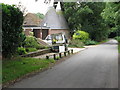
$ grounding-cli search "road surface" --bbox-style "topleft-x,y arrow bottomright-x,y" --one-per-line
10,39 -> 118,88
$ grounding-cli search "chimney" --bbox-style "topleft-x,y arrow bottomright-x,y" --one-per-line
56,1 -> 61,12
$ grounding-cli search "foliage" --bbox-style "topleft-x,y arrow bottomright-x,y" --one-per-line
84,40 -> 98,45
22,36 -> 40,49
73,30 -> 89,42
63,2 -> 109,41
2,3 -> 24,58
25,48 -> 37,53
17,47 -> 27,55
118,43 -> 120,53
114,36 -> 120,42
97,39 -> 109,44
29,32 -> 34,36
101,2 -> 120,37
2,57 -> 55,83
22,36 -> 46,50
17,2 -> 28,16
68,39 -> 84,48
36,13 -> 44,19
19,33 -> 26,46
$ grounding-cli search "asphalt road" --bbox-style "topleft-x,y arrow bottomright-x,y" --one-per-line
10,39 -> 118,88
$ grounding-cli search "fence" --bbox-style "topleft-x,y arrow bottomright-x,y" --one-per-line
21,49 -> 51,57
46,49 -> 73,60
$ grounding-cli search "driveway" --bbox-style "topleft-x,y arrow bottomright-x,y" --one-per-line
10,39 -> 118,88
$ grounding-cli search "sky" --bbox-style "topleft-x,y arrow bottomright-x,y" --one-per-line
0,0 -> 50,15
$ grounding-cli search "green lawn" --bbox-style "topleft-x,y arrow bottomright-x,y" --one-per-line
2,57 -> 55,84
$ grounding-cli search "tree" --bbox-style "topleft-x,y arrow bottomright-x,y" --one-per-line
62,2 -> 109,41
2,3 -> 24,58
101,2 -> 120,37
17,2 -> 28,16
36,13 -> 44,19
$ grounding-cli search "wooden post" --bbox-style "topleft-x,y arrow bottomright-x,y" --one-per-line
68,50 -> 70,55
71,49 -> 73,54
59,53 -> 62,58
53,54 -> 56,60
64,52 -> 66,56
46,56 -> 49,59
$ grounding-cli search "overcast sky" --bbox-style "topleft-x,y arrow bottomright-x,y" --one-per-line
0,0 -> 50,14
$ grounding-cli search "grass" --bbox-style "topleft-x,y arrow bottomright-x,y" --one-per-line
68,39 -> 109,48
118,43 -> 120,53
68,39 -> 84,48
97,39 -> 109,44
2,57 -> 55,84
26,48 -> 37,53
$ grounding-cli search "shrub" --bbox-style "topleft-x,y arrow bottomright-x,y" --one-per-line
29,32 -> 34,36
68,39 -> 84,48
25,48 -> 37,53
73,30 -> 89,42
22,36 -> 46,49
17,47 -> 27,55
2,3 -> 24,58
22,36 -> 40,48
84,40 -> 98,45
114,36 -> 120,43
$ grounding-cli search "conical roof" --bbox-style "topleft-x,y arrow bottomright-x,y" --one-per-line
40,4 -> 69,29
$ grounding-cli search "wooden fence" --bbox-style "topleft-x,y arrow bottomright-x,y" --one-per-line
46,49 -> 73,60
21,49 -> 51,57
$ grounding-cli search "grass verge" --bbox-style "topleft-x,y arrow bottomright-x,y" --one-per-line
2,57 -> 55,84
118,43 -> 120,53
97,39 -> 109,44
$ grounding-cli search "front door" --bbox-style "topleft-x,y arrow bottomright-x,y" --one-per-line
42,29 -> 48,40
33,29 -> 41,38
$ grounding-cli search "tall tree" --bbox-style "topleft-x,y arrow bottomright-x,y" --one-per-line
102,2 -> 120,37
63,2 -> 108,41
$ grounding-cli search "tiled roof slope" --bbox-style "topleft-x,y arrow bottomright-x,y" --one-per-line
23,13 -> 42,26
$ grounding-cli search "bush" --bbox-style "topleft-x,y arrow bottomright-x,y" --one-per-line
17,47 -> 27,55
2,3 -> 24,58
22,36 -> 40,48
114,36 -> 120,42
73,30 -> 89,42
84,40 -> 98,45
25,48 -> 37,53
68,39 -> 84,48
22,36 -> 46,49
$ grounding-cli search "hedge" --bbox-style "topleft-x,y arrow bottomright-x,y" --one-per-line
2,3 -> 24,58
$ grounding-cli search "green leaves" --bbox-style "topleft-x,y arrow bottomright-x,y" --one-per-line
101,2 -> 120,36
2,3 -> 24,58
63,2 -> 110,41
73,30 -> 89,42
36,13 -> 44,19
